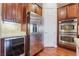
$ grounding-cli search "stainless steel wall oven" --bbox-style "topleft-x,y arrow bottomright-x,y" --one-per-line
59,19 -> 77,45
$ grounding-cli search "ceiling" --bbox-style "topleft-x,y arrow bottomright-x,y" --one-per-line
37,3 -> 70,8
57,3 -> 70,8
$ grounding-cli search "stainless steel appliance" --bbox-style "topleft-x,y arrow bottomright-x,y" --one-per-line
59,19 -> 77,33
27,12 -> 43,56
59,19 -> 77,45
59,34 -> 76,45
4,36 -> 25,56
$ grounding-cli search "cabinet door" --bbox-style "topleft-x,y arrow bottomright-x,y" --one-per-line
12,4 -> 16,21
6,4 -> 12,21
13,3 -> 24,23
2,4 -> 7,20
0,39 -> 4,56
35,5 -> 42,16
15,4 -> 23,23
2,4 -> 24,23
28,4 -> 36,13
67,4 -> 78,18
57,7 -> 67,20
2,4 -> 13,21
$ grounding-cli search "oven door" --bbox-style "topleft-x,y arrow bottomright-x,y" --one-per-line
59,22 -> 77,33
59,34 -> 76,45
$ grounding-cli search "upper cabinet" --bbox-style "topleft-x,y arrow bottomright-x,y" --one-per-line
57,3 -> 79,21
2,3 -> 42,23
35,5 -> 42,16
67,4 -> 78,18
15,4 -> 24,23
2,4 -> 13,21
27,3 -> 36,13
2,3 -> 24,23
27,4 -> 42,16
57,6 -> 67,20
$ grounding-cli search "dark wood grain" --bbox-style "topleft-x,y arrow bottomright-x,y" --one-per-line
0,39 -> 4,56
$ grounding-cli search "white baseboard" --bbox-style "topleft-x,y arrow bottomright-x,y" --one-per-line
44,45 -> 57,48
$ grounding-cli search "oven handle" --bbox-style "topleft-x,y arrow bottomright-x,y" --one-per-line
59,35 -> 77,37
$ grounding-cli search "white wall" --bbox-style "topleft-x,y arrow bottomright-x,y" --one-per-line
43,3 -> 57,47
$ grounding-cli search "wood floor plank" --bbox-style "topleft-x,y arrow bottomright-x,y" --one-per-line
36,47 -> 76,56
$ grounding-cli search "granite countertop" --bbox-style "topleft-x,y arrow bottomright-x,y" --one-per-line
0,32 -> 26,38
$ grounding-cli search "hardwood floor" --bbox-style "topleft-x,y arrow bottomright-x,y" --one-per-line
36,47 -> 76,56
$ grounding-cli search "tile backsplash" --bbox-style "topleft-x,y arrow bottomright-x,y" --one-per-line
0,20 -> 26,38
1,21 -> 21,34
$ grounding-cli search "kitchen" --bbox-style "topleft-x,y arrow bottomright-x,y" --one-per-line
0,3 -> 79,56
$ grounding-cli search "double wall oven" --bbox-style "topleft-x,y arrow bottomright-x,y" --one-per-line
59,19 -> 77,45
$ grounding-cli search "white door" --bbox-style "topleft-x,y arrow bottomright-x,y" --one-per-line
43,3 -> 57,47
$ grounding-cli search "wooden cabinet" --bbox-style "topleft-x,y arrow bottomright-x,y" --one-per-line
27,4 -> 36,13
67,4 -> 78,18
6,4 -> 13,21
57,6 -> 67,20
2,3 -> 42,22
27,4 -> 42,16
2,4 -> 13,21
2,3 -> 24,23
15,4 -> 23,23
58,43 -> 76,51
0,39 -> 4,56
57,3 -> 79,20
35,5 -> 42,16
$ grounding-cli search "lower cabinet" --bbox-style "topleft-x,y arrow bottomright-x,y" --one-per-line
0,39 -> 4,56
58,43 -> 76,51
24,35 -> 30,56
